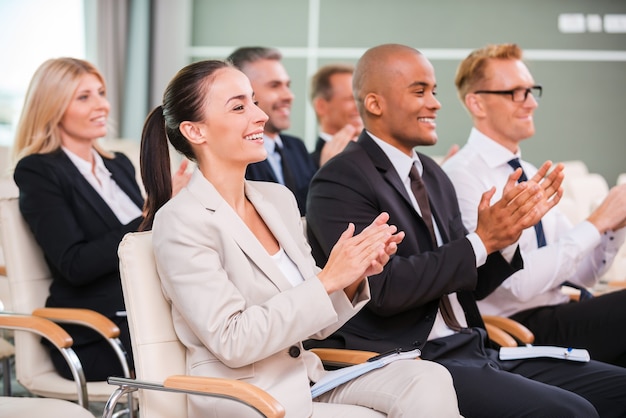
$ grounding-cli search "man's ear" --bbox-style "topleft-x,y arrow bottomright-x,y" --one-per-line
313,97 -> 327,118
465,94 -> 485,118
179,121 -> 205,145
364,93 -> 382,116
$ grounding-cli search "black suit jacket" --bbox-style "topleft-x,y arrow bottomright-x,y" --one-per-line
305,132 -> 522,353
14,150 -> 144,346
245,133 -> 317,216
310,136 -> 326,169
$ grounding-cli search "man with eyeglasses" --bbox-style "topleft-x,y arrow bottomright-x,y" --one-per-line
443,43 -> 626,367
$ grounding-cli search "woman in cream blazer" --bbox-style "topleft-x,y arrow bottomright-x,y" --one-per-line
153,171 -> 373,416
140,60 -> 460,418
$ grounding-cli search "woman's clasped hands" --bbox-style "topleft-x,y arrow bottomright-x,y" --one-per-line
317,212 -> 404,296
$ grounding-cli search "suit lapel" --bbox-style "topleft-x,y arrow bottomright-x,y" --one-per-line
186,171 -> 295,292
418,154 -> 451,244
359,134 -> 414,208
247,160 -> 279,183
56,153 -> 122,228
245,182 -> 315,282
103,155 -> 144,208
360,134 -> 451,245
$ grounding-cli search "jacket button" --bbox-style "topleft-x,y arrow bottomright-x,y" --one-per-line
288,346 -> 301,358
412,341 -> 421,347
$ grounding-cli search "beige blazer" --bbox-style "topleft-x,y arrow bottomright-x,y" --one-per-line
152,170 -> 370,418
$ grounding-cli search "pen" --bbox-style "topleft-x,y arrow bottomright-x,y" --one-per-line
564,347 -> 572,357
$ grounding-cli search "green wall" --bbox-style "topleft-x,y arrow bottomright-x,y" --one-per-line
188,0 -> 626,185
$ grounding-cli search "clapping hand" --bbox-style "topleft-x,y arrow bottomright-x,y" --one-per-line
318,212 -> 404,298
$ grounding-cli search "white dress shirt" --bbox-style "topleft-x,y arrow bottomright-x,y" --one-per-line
442,128 -> 626,317
318,131 -> 333,143
62,147 -> 142,224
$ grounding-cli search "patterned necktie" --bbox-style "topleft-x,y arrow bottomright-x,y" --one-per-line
409,164 -> 463,331
507,158 -> 593,301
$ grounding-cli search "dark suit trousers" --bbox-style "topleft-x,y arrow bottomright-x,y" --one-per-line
421,328 -> 626,418
511,289 -> 626,367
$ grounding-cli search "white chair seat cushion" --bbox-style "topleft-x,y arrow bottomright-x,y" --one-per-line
26,372 -> 116,402
0,396 -> 95,418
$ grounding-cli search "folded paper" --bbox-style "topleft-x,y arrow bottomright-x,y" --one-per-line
311,348 -> 421,398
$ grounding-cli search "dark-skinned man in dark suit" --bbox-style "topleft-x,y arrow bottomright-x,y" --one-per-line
305,43 -> 626,418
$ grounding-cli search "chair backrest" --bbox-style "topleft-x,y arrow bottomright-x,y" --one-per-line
559,173 -> 609,225
0,177 -> 19,311
0,197 -> 58,387
0,196 -> 135,410
117,231 -> 187,417
560,160 -> 589,179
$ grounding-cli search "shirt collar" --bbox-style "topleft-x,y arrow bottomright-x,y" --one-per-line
367,130 -> 421,180
318,131 -> 333,143
263,133 -> 284,154
62,146 -> 110,178
468,127 -> 522,169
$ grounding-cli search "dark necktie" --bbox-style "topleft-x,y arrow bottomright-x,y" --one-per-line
409,164 -> 463,331
275,145 -> 296,192
507,158 -> 593,301
507,158 -> 546,247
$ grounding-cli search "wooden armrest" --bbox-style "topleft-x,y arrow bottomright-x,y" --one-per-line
310,348 -> 379,367
484,322 -> 517,348
0,313 -> 73,349
0,265 -> 6,276
34,307 -> 131,382
607,281 -> 626,289
1,313 -> 90,407
482,315 -> 535,345
164,376 -> 285,418
33,307 -> 120,338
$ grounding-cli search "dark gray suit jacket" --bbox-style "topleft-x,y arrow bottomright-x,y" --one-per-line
305,132 -> 522,353
310,136 -> 326,169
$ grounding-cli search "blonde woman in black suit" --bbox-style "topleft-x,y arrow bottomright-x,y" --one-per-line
11,58 -> 188,381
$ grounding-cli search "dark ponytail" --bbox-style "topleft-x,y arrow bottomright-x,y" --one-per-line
139,106 -> 171,231
138,60 -> 230,231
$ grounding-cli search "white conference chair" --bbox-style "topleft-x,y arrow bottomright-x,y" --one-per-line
0,197 -> 134,415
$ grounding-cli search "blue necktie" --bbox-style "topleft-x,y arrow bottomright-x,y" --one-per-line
507,158 -> 547,247
507,158 -> 593,301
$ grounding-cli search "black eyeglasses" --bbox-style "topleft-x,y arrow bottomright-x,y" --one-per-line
473,85 -> 542,103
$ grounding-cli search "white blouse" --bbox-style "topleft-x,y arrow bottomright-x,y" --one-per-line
62,147 -> 142,224
270,247 -> 305,287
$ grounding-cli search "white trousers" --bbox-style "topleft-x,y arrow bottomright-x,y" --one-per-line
315,359 -> 461,418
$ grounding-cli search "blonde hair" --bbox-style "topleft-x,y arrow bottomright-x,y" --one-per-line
455,43 -> 523,103
12,57 -> 112,165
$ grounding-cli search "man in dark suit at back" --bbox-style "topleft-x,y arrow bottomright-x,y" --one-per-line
227,47 -> 316,215
305,43 -> 626,417
309,63 -> 362,168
